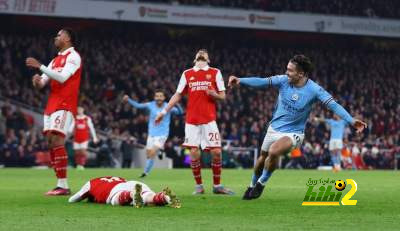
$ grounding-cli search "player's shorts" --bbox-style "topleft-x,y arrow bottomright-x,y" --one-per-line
183,121 -> 221,150
106,181 -> 152,204
73,141 -> 89,150
43,110 -> 74,137
329,139 -> 343,151
261,126 -> 304,152
146,136 -> 167,150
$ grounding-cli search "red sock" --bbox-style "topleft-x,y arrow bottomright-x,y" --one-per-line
75,152 -> 87,166
74,152 -> 80,166
80,154 -> 87,166
49,150 -> 55,169
118,191 -> 133,205
153,192 -> 167,206
52,145 -> 68,179
191,159 -> 202,185
212,158 -> 222,185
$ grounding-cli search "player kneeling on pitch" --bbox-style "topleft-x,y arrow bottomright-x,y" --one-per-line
68,176 -> 181,208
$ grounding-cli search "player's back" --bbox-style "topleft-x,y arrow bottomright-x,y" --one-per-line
89,176 -> 126,203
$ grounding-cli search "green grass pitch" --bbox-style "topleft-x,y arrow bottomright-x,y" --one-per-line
0,168 -> 399,230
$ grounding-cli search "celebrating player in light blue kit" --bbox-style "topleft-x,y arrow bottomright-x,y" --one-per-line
228,55 -> 367,200
122,90 -> 183,178
314,114 -> 348,172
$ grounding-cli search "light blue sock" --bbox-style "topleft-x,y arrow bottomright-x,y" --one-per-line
257,169 -> 273,185
250,174 -> 258,187
336,151 -> 341,166
331,152 -> 337,166
144,159 -> 154,174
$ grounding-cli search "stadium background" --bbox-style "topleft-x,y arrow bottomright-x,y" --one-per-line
0,1 -> 399,230
1,1 -> 399,169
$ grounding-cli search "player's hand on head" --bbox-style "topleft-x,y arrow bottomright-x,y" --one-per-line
26,57 -> 42,69
228,75 -> 240,88
122,94 -> 129,103
353,119 -> 367,133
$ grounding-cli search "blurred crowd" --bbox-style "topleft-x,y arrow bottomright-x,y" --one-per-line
0,27 -> 399,169
137,0 -> 400,19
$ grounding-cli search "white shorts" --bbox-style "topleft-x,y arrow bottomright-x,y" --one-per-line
183,121 -> 221,150
73,141 -> 89,150
261,126 -> 304,152
329,139 -> 343,151
146,136 -> 167,150
106,181 -> 152,204
43,110 -> 74,137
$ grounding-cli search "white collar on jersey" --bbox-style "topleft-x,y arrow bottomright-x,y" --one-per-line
76,114 -> 87,119
58,46 -> 75,55
193,61 -> 209,71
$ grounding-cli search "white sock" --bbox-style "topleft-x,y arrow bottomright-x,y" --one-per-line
110,192 -> 122,206
164,195 -> 171,204
141,191 -> 156,204
57,178 -> 69,189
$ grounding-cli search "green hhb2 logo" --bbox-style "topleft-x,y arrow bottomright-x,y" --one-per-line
302,179 -> 357,206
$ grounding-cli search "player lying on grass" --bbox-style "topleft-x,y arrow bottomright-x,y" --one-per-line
68,176 -> 181,208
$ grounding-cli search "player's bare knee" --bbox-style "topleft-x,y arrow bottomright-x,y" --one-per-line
52,135 -> 65,147
259,151 -> 268,161
210,148 -> 222,160
260,150 -> 268,157
190,147 -> 200,159
46,134 -> 54,148
268,145 -> 282,158
146,149 -> 156,158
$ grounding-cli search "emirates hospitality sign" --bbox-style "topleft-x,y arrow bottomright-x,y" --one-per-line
1,0 -> 400,38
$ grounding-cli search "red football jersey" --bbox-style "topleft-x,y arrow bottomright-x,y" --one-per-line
177,65 -> 225,124
74,116 -> 90,143
44,47 -> 82,116
89,176 -> 126,203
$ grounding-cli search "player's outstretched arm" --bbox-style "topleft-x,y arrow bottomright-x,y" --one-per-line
155,92 -> 182,124
122,94 -> 149,109
322,97 -> 367,133
317,86 -> 367,134
228,75 -> 268,88
352,119 -> 367,134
